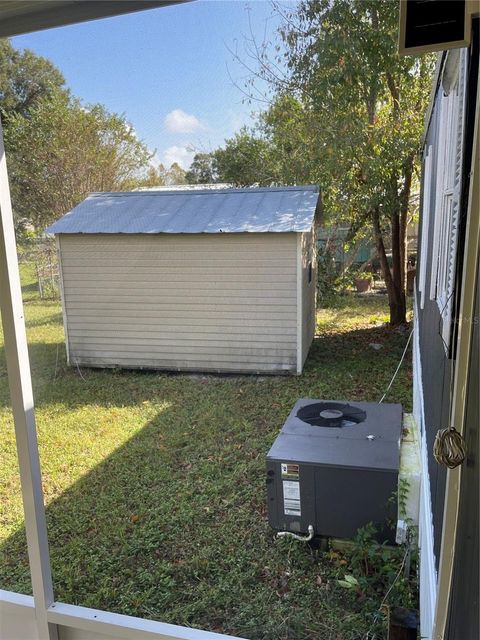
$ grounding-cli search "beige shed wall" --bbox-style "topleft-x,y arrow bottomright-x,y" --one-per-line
57,233 -> 299,373
299,230 -> 317,370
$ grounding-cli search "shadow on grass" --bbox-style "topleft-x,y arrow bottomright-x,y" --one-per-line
21,281 -> 39,295
25,311 -> 63,329
0,322 -> 412,639
1,402 -> 328,639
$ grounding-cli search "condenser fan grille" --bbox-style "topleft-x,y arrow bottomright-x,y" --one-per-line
296,402 -> 367,428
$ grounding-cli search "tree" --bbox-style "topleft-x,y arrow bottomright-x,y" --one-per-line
133,162 -> 189,189
214,127 -> 277,187
244,0 -> 434,324
5,91 -> 152,230
261,94 -> 314,186
165,162 -> 187,186
0,39 -> 66,120
185,153 -> 217,184
137,165 -> 167,188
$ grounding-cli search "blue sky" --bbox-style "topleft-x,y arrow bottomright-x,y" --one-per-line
12,1 -> 294,169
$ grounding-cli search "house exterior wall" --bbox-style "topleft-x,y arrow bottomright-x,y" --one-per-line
57,232 -> 303,374
415,28 -> 478,640
416,46 -> 469,568
446,269 -> 479,639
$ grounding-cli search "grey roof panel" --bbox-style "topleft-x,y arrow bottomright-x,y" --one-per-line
45,186 -> 320,235
0,1 -> 186,38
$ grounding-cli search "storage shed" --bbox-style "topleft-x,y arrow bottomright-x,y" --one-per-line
46,186 -> 320,374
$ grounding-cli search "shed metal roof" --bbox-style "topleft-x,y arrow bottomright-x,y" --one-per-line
45,186 -> 320,235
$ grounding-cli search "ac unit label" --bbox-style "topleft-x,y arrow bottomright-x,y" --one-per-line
281,463 -> 299,479
283,480 -> 301,516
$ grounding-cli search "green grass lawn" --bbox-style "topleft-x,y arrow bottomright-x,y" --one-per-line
0,265 -> 414,640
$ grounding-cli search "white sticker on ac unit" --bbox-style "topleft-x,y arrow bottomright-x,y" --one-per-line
283,480 -> 301,516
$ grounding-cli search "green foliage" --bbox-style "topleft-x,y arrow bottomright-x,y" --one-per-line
1,39 -> 155,232
185,153 -> 217,184
316,242 -> 343,304
138,165 -> 167,188
137,162 -> 188,188
337,574 -> 359,589
227,0 -> 434,324
5,91 -> 152,230
261,94 -> 314,185
283,1 -> 433,324
165,162 -> 187,186
341,522 -> 418,635
0,39 -> 65,120
1,268 -> 414,639
277,0 -> 432,212
350,267 -> 374,287
398,477 -> 410,519
213,127 -> 277,186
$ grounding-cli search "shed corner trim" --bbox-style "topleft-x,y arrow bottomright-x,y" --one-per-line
296,233 -> 303,374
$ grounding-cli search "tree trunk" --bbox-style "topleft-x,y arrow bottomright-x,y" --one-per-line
372,207 -> 406,326
391,209 -> 407,325
400,157 -> 414,292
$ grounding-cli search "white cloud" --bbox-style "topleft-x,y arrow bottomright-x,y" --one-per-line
163,145 -> 195,169
164,109 -> 202,133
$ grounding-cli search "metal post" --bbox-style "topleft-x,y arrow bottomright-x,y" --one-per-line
0,118 -> 58,639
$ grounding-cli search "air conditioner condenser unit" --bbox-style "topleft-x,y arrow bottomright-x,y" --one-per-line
266,399 -> 403,542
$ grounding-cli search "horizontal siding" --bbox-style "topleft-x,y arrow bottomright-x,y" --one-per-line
66,314 -> 296,326
301,231 -> 316,368
71,356 -> 295,373
67,329 -> 296,343
69,342 -> 296,356
67,325 -> 296,337
70,350 -> 295,365
64,290 -> 295,300
59,233 -> 298,373
62,273 -> 297,284
64,301 -> 296,312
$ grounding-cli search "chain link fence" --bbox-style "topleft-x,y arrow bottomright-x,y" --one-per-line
18,237 -> 60,300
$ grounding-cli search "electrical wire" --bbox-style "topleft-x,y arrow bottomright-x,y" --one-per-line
74,357 -> 86,381
378,328 -> 414,404
433,427 -> 466,468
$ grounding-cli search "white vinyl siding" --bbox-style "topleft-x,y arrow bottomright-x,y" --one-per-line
58,233 -> 300,373
413,305 -> 437,640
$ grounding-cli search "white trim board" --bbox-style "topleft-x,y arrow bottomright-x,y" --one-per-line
418,146 -> 432,310
0,118 -> 57,640
412,301 -> 438,640
296,233 -> 303,374
0,591 -> 245,640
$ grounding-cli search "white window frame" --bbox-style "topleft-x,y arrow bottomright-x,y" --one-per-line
428,50 -> 467,351
418,146 -> 432,309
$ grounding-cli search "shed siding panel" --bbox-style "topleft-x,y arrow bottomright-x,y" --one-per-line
301,231 -> 317,368
58,233 -> 298,373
